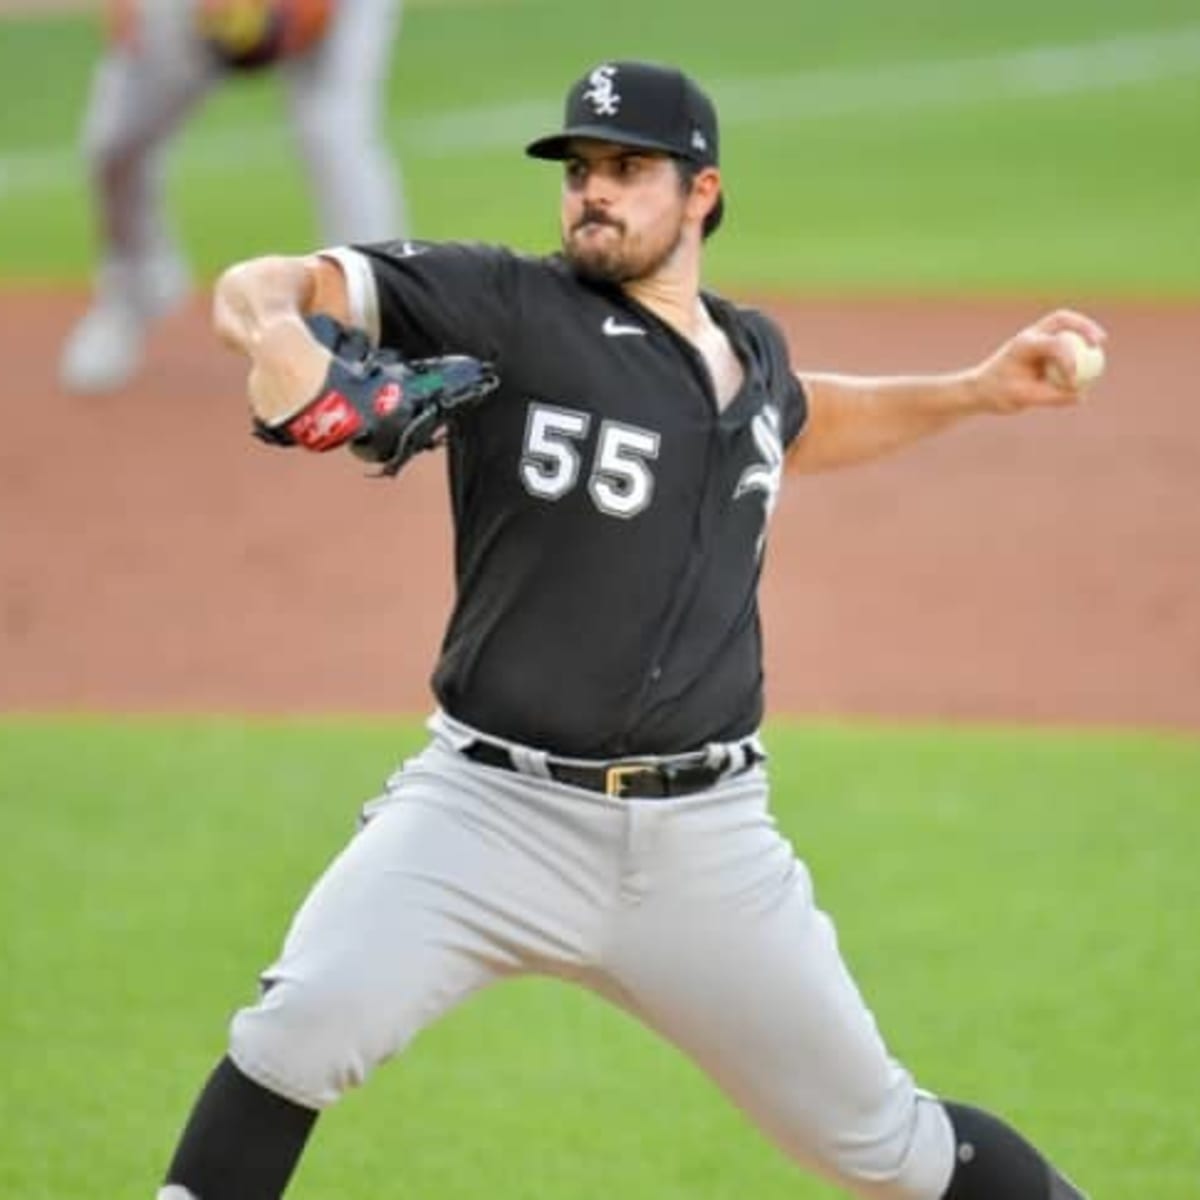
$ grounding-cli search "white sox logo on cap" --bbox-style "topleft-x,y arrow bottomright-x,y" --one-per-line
525,60 -> 725,236
582,65 -> 620,116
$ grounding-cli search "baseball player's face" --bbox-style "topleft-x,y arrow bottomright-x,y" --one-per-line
560,141 -> 692,284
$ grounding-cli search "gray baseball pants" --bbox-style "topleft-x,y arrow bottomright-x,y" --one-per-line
229,712 -> 956,1199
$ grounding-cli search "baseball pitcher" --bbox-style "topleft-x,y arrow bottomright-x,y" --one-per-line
155,60 -> 1103,1200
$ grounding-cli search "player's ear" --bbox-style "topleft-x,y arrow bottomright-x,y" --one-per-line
686,166 -> 722,229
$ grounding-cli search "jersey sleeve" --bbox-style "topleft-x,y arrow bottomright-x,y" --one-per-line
342,240 -> 521,363
779,367 -> 808,447
745,309 -> 808,446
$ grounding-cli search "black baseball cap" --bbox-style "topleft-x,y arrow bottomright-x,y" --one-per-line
526,60 -> 724,234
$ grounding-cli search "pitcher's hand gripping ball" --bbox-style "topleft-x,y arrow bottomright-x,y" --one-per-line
195,0 -> 334,70
1044,329 -> 1106,390
252,315 -> 500,477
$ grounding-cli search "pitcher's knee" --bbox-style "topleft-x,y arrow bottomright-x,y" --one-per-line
828,1093 -> 956,1200
228,975 -> 397,1111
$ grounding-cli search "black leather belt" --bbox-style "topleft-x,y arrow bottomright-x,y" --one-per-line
461,738 -> 762,799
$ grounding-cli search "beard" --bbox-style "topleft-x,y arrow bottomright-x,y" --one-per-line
562,208 -> 685,285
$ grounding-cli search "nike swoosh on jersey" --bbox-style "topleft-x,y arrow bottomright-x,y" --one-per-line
602,316 -> 647,337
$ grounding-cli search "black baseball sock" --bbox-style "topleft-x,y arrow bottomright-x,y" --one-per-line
163,1055 -> 318,1200
941,1101 -> 1087,1200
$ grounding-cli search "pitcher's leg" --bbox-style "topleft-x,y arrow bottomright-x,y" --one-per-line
158,742 -> 609,1198
229,772 -> 528,1106
604,781 -> 1086,1199
159,1057 -> 317,1200
159,792 -> 512,1199
939,1104 -> 1088,1200
621,872 -> 951,1194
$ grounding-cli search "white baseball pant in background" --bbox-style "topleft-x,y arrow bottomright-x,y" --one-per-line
60,0 -> 406,393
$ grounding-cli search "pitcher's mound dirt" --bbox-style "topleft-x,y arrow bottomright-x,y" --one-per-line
3,290 -> 1197,731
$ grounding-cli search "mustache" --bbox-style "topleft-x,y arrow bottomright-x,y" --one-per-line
572,208 -> 624,234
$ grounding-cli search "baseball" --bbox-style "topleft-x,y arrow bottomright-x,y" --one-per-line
1046,330 -> 1105,389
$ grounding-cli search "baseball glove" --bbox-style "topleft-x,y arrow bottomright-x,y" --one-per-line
195,0 -> 333,71
252,314 -> 500,477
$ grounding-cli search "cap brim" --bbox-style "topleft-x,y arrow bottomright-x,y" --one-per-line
525,125 -> 683,160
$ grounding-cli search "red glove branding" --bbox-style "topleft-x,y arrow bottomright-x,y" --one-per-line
251,314 -> 499,474
285,390 -> 363,452
373,381 -> 403,416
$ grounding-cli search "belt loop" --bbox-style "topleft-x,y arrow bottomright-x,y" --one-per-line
703,735 -> 763,777
709,740 -> 744,774
745,734 -> 766,765
509,744 -> 553,779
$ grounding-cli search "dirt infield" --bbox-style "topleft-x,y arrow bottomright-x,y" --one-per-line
3,289 -> 1197,731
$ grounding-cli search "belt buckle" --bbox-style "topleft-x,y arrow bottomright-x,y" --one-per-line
605,762 -> 654,798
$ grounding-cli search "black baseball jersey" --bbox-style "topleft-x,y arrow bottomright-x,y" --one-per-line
347,240 -> 807,757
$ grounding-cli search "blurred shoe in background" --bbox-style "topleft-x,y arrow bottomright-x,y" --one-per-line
59,252 -> 189,393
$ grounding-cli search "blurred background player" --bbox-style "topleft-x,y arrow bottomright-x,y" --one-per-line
60,0 -> 407,394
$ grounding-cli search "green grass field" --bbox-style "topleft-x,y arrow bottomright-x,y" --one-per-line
2,719 -> 1198,1199
1,0 -> 1198,292
3,4 -> 1198,1197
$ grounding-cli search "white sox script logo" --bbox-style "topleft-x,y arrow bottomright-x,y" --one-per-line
734,405 -> 784,553
582,65 -> 620,116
